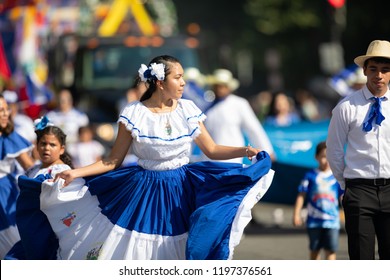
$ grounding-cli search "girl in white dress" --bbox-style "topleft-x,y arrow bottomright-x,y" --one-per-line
18,55 -> 274,260
9,118 -> 73,259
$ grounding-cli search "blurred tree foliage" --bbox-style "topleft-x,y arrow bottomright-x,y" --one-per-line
172,0 -> 390,95
246,0 -> 321,35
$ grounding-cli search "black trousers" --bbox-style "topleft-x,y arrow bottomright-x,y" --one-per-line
344,179 -> 390,259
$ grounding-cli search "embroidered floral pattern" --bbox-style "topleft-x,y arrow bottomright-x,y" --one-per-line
86,243 -> 103,260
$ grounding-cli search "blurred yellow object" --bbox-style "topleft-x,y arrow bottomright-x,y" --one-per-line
35,60 -> 48,83
98,0 -> 155,37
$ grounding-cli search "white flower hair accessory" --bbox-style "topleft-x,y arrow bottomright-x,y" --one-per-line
138,63 -> 165,82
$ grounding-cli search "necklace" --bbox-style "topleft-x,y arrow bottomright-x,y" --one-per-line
165,118 -> 172,136
148,101 -> 174,136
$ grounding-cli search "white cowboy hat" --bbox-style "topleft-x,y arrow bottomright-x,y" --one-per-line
206,69 -> 239,91
353,67 -> 366,84
354,40 -> 390,68
184,67 -> 206,87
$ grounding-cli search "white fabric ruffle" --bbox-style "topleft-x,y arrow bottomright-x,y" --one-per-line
40,179 -> 188,260
117,99 -> 206,170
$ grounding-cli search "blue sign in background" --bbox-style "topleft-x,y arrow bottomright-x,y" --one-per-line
192,120 -> 331,204
264,120 -> 330,168
262,120 -> 330,204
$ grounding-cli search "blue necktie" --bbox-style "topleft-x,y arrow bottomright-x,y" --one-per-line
363,97 -> 386,132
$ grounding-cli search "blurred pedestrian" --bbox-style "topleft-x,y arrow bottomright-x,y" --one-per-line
349,67 -> 367,92
330,66 -> 367,98
117,75 -> 147,113
293,141 -> 344,260
294,88 -> 321,121
46,88 -> 89,145
0,93 -> 34,259
183,67 -> 213,112
199,69 -> 275,163
327,40 -> 390,259
264,91 -> 301,127
67,125 -> 106,168
250,90 -> 272,122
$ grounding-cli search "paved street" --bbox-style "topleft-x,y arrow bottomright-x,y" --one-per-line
233,202 -> 349,260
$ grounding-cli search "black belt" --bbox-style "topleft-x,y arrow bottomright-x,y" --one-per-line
345,178 -> 390,186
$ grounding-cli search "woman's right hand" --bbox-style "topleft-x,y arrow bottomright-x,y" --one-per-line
54,169 -> 76,187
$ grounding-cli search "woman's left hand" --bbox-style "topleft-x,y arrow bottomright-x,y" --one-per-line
246,145 -> 261,160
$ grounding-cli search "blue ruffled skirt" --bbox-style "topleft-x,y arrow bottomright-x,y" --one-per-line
0,132 -> 32,259
14,152 -> 274,260
0,175 -> 21,259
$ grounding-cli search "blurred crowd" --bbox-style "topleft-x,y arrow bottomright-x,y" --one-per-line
0,83 -> 107,170
0,63 -> 368,169
0,61 -> 370,261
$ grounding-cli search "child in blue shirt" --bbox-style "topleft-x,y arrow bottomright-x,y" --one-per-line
293,141 -> 344,260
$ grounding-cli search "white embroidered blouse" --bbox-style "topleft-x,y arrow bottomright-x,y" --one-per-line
118,99 -> 206,170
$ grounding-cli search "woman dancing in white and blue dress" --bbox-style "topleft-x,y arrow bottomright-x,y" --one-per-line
17,55 -> 275,260
0,93 -> 34,259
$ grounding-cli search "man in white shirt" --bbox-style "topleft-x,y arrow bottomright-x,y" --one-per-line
327,40 -> 390,259
199,69 -> 275,164
46,89 -> 89,145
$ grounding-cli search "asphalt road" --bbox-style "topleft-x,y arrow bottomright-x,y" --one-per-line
233,202 -> 350,260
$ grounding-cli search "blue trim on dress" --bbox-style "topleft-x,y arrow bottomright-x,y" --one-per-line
0,131 -> 33,160
119,115 -> 200,142
187,112 -> 205,121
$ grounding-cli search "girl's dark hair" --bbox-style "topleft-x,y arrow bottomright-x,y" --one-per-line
35,125 -> 74,168
139,55 -> 181,102
267,90 -> 289,117
315,141 -> 327,156
0,94 -> 14,136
